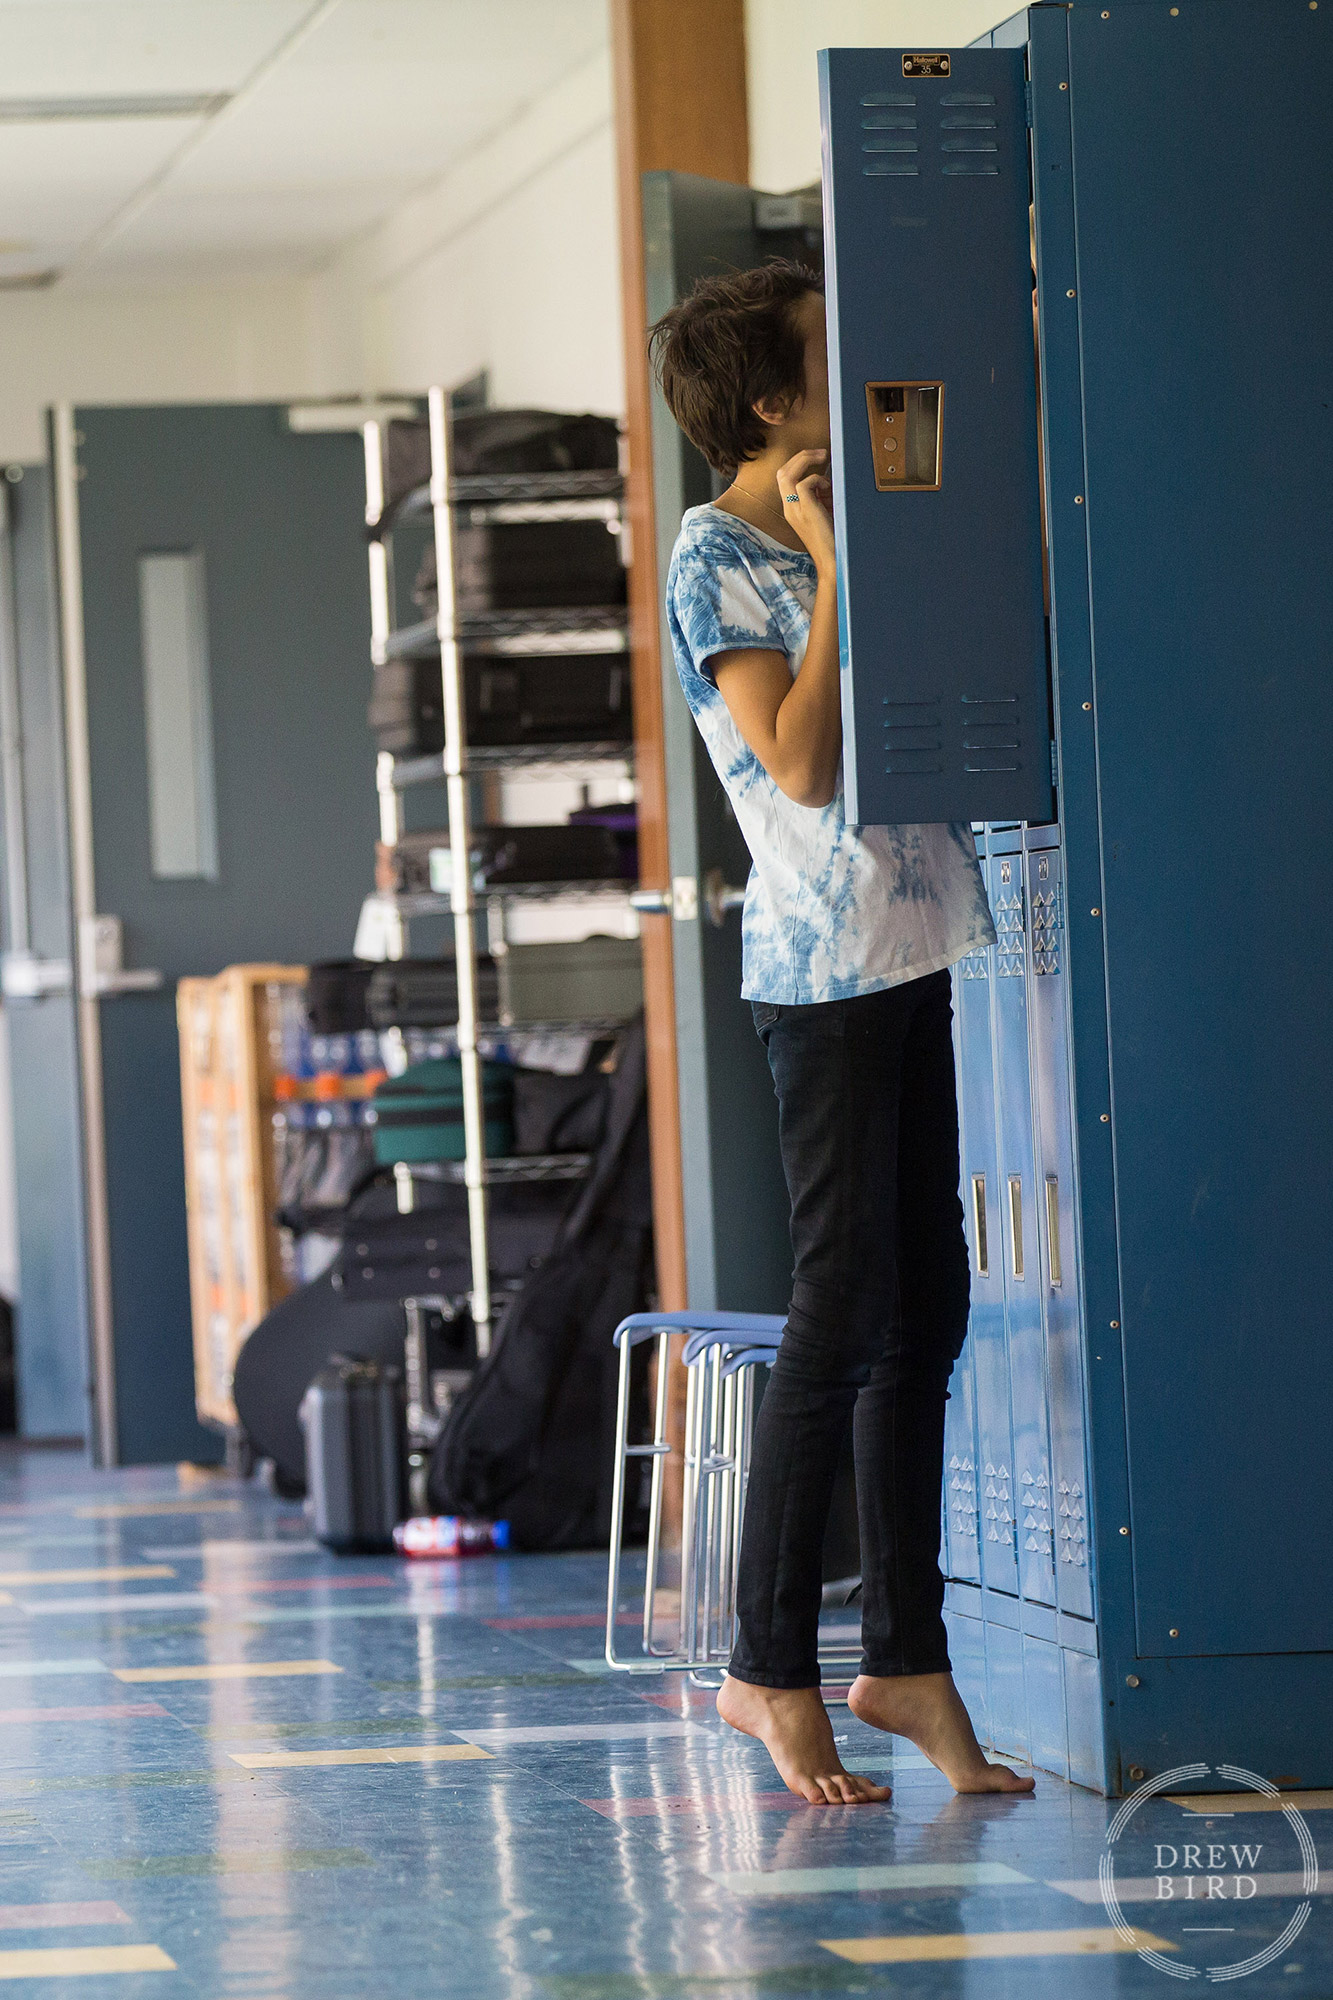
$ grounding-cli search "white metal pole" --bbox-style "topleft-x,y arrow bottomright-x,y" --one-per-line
428,386 -> 492,1356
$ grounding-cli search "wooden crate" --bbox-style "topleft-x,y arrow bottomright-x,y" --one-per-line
177,966 -> 306,1430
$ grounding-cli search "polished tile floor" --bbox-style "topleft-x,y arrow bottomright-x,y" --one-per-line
0,1447 -> 1324,1997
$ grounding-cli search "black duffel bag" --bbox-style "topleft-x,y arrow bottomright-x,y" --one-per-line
511,1067 -> 609,1155
331,1172 -> 576,1305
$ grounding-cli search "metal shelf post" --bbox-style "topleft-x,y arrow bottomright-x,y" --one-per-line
427,386 -> 493,1356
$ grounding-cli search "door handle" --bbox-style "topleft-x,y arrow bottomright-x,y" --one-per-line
1044,1174 -> 1063,1287
971,1173 -> 989,1277
1008,1174 -> 1025,1280
629,877 -> 700,923
78,915 -> 164,1000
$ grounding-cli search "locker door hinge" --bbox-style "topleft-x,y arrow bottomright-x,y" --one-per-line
1024,79 -> 1034,128
1050,739 -> 1059,789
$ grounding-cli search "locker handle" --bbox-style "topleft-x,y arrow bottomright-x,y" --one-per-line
971,1174 -> 988,1277
1045,1174 -> 1063,1288
1008,1175 -> 1025,1280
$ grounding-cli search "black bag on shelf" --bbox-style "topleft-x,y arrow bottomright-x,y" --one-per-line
467,652 -> 632,748
389,824 -> 629,896
427,1016 -> 652,1551
305,961 -> 376,1034
413,521 -> 625,619
567,803 -> 638,882
332,1175 -> 576,1305
368,658 -> 444,757
365,956 -> 501,1030
511,1066 -> 610,1155
299,1356 -> 406,1553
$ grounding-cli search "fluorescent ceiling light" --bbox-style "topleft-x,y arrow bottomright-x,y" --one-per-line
0,94 -> 229,122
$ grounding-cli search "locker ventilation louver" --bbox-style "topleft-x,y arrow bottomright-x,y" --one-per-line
861,93 -> 918,174
1020,1468 -> 1054,1559
939,91 -> 1000,175
949,1453 -> 978,1542
994,876 -> 1026,979
983,1462 -> 1013,1546
1031,884 -> 1062,976
883,696 -> 942,773
1058,1481 -> 1087,1566
962,694 -> 1021,774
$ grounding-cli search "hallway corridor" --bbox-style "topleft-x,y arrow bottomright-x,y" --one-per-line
0,1448 -> 1319,1996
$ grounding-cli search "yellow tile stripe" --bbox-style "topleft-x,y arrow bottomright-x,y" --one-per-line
821,1927 -> 1173,1965
229,1744 -> 493,1769
75,1502 -> 241,1519
0,1944 -> 175,1977
1169,1789 -> 1333,1814
0,1568 -> 174,1588
114,1660 -> 342,1684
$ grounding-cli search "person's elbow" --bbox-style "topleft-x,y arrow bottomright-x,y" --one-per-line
772,760 -> 836,810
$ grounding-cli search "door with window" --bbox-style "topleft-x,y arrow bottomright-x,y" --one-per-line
43,403 -> 375,1463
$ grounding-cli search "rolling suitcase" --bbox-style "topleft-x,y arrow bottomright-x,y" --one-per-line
388,824 -> 628,896
369,653 -> 632,759
502,937 -> 644,1025
467,653 -> 632,749
299,1356 -> 406,1553
413,523 -> 625,619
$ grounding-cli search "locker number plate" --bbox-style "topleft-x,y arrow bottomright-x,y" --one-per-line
903,53 -> 950,78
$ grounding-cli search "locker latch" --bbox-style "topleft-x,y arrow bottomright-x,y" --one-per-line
865,382 -> 943,490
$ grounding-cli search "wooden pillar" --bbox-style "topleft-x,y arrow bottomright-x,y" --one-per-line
611,0 -> 749,1312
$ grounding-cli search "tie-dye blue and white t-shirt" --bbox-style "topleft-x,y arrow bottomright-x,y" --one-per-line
665,503 -> 995,1006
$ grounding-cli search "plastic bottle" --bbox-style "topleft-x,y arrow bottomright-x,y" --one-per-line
393,1516 -> 511,1559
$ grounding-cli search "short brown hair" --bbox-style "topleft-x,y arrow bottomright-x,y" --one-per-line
649,260 -> 822,475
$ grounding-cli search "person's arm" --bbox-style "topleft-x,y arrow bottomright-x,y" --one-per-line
711,450 -> 841,810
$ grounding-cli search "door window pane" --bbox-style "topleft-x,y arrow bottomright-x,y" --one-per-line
138,549 -> 218,880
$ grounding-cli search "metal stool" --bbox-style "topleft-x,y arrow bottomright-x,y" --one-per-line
605,1312 -> 782,1674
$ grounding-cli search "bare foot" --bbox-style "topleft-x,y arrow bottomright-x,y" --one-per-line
716,1674 -> 891,1806
848,1671 -> 1035,1795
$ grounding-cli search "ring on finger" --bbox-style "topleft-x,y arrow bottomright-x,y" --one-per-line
783,492 -> 799,502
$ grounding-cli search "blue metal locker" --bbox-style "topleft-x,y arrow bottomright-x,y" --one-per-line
822,0 -> 1333,1793
949,889 -> 1016,1602
988,839 -> 1057,1614
817,47 -> 1050,827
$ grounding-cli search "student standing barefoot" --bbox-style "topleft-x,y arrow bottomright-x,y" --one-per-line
652,265 -> 1034,1805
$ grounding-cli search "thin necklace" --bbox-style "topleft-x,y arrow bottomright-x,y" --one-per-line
723,482 -> 790,533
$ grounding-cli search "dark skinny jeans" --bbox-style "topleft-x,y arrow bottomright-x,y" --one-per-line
729,970 -> 970,1689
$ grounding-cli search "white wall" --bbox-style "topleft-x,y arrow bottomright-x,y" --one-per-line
746,0 -> 1019,191
0,276 -> 319,464
307,50 -> 623,415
